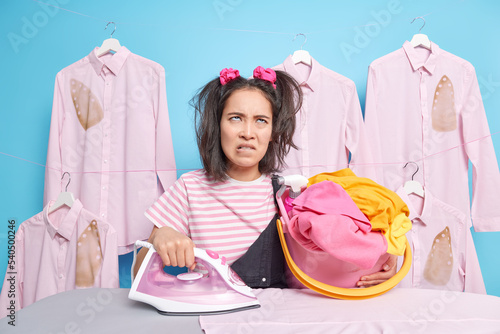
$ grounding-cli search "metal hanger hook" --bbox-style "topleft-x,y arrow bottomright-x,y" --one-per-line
410,16 -> 426,33
61,172 -> 71,192
105,21 -> 116,38
293,33 -> 307,50
403,162 -> 419,180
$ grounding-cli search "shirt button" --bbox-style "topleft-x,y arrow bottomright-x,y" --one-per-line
102,186 -> 106,190
261,277 -> 267,282
59,274 -> 64,279
104,160 -> 107,164
101,213 -> 105,217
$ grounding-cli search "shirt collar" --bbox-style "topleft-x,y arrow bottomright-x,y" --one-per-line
282,55 -> 320,92
44,199 -> 83,240
88,46 -> 131,76
402,40 -> 441,74
396,186 -> 433,225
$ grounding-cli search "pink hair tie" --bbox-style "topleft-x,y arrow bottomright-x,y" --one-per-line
220,68 -> 240,85
253,66 -> 277,89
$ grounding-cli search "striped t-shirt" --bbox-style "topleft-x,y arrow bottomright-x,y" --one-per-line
145,169 -> 277,265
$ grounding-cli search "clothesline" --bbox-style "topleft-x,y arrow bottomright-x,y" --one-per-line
30,0 -> 449,37
9,1 -> 492,175
28,0 -> 379,35
2,130 -> 499,174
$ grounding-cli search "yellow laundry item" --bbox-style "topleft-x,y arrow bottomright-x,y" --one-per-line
308,168 -> 412,255
382,213 -> 412,255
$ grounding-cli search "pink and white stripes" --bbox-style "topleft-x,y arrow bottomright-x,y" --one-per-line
145,170 -> 276,265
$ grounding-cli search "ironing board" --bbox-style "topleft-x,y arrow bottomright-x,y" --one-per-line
200,288 -> 500,334
2,287 -> 500,333
0,288 -> 203,334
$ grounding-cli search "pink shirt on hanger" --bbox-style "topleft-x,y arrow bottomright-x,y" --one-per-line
361,41 -> 500,232
43,47 -> 177,253
396,188 -> 485,294
0,200 -> 118,319
273,56 -> 375,179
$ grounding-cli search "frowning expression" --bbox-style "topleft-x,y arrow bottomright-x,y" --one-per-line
220,89 -> 273,181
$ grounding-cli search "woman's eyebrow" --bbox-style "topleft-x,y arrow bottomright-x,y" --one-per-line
254,114 -> 271,119
226,111 -> 244,116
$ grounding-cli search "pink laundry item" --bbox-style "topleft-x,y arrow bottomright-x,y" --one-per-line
289,181 -> 388,270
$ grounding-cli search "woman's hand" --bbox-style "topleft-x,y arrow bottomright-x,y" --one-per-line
356,254 -> 398,287
134,226 -> 196,277
150,226 -> 196,270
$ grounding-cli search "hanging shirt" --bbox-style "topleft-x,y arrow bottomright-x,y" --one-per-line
396,188 -> 486,294
43,47 -> 177,254
272,56 -> 375,179
145,170 -> 277,265
361,41 -> 500,232
0,200 -> 118,319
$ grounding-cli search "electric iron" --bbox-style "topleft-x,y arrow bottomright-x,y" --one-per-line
129,241 -> 260,315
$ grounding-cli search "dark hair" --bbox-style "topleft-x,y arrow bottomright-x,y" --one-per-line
191,69 -> 303,181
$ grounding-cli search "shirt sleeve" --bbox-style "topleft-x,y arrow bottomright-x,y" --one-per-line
43,73 -> 65,205
154,66 -> 177,195
461,65 -> 500,232
98,224 -> 119,288
144,177 -> 190,236
464,231 -> 486,293
348,68 -> 380,181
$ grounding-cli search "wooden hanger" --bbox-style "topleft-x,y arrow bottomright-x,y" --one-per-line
410,17 -> 431,50
96,22 -> 121,57
291,33 -> 312,66
48,172 -> 75,214
403,162 -> 425,197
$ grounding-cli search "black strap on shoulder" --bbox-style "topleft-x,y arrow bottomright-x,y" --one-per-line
230,174 -> 288,288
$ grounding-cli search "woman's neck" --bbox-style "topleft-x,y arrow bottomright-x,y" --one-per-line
226,167 -> 262,182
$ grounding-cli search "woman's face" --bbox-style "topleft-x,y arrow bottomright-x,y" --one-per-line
220,88 -> 273,181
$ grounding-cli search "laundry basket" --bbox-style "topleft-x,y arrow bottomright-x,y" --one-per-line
276,186 -> 412,300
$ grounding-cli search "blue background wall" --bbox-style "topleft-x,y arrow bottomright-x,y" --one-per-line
1,0 -> 499,297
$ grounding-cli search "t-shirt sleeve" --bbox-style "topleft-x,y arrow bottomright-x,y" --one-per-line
144,177 -> 190,236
